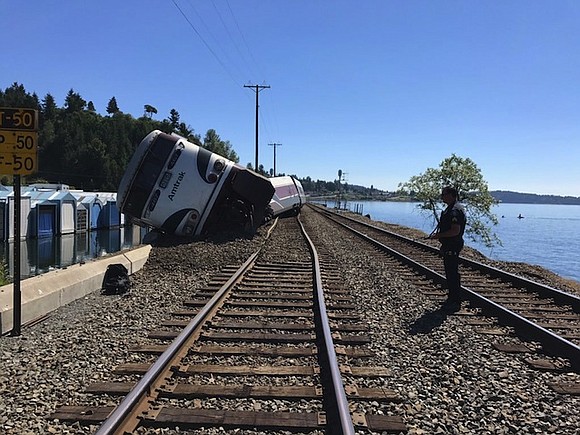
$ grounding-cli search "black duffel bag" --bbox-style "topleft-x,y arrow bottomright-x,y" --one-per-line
101,264 -> 131,295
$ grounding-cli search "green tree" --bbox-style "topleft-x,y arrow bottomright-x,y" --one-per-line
144,104 -> 157,119
1,83 -> 241,191
106,96 -> 120,114
75,137 -> 109,190
398,154 -> 500,247
0,82 -> 40,108
41,93 -> 58,120
64,89 -> 86,113
167,108 -> 180,131
176,122 -> 202,145
203,129 -> 238,162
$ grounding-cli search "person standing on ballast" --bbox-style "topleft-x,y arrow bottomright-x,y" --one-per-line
428,186 -> 466,309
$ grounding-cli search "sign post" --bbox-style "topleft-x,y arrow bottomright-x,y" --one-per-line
0,107 -> 39,336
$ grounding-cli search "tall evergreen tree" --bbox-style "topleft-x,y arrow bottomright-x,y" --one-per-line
64,89 -> 86,113
167,108 -> 180,131
106,96 -> 120,114
41,93 -> 58,120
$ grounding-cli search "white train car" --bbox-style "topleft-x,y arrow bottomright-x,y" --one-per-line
267,176 -> 306,219
117,130 -> 275,237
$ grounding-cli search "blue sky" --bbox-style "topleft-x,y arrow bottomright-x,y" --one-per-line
2,1 -> 580,196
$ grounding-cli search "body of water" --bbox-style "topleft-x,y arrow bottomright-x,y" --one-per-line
320,200 -> 580,284
1,225 -> 147,279
5,202 -> 578,284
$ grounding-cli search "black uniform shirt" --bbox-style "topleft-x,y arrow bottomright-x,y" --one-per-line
439,202 -> 466,250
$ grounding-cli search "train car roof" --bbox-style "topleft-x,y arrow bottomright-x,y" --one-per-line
269,176 -> 296,188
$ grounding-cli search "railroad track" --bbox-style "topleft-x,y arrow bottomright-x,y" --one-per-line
310,204 -> 580,374
51,216 -> 407,434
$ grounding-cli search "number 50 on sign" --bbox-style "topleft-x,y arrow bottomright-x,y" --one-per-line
0,108 -> 39,175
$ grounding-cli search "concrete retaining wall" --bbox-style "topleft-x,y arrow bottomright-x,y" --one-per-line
0,245 -> 151,335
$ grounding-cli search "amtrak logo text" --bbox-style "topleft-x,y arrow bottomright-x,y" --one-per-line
168,171 -> 186,201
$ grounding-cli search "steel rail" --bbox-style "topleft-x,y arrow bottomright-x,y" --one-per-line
96,218 -> 281,434
297,214 -> 356,435
316,208 -> 580,372
313,204 -> 580,311
95,250 -> 261,434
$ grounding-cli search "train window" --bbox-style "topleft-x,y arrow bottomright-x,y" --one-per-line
123,134 -> 177,217
148,189 -> 161,212
196,147 -> 213,181
140,160 -> 163,186
168,149 -> 182,169
149,135 -> 176,163
124,158 -> 164,217
123,184 -> 150,217
159,171 -> 172,188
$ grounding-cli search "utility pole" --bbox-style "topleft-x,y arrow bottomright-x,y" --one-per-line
244,84 -> 270,171
268,143 -> 282,176
337,169 -> 342,210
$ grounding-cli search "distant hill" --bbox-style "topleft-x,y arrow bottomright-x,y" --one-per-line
301,178 -> 580,205
491,191 -> 580,205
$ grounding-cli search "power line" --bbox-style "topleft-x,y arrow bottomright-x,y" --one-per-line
225,0 -> 266,80
223,2 -> 279,145
170,0 -> 241,87
172,0 -> 279,164
210,0 -> 256,81
183,0 -> 251,83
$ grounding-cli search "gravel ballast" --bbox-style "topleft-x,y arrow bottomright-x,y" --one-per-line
1,207 -> 579,434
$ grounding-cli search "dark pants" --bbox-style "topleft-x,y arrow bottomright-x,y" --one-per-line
442,249 -> 461,301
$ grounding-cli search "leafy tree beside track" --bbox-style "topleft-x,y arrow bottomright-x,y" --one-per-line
398,154 -> 501,248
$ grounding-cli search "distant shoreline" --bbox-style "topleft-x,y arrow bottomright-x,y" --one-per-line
308,190 -> 580,206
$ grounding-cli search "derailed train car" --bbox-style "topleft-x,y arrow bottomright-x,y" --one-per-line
266,175 -> 307,219
117,130 -> 275,237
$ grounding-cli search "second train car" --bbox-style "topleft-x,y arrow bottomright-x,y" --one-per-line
266,175 -> 307,219
117,130 -> 275,237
